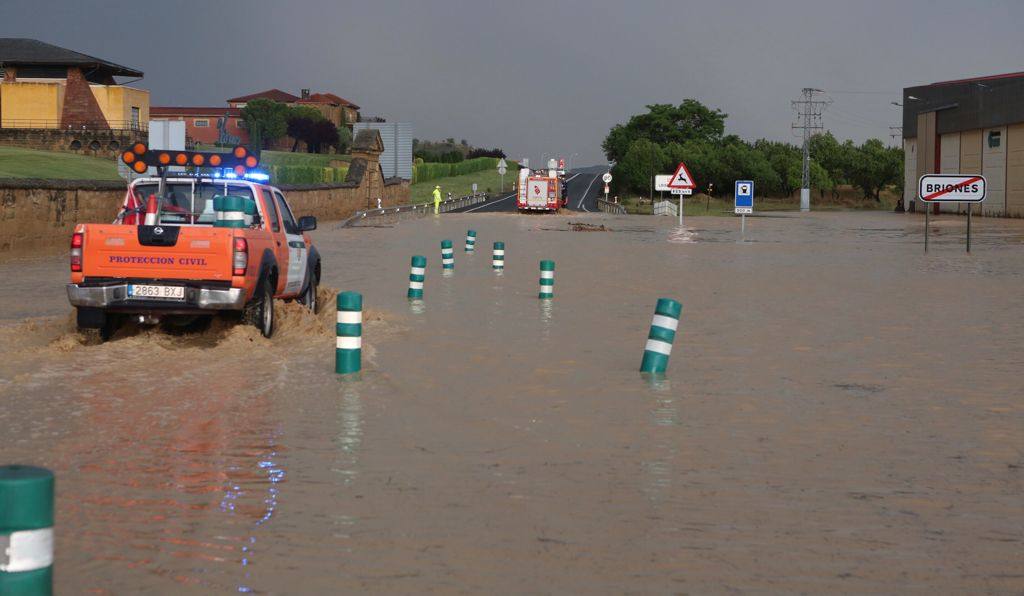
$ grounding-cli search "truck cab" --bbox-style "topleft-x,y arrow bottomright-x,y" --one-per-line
68,172 -> 321,340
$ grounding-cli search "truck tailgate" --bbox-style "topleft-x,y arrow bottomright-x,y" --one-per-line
81,224 -> 234,281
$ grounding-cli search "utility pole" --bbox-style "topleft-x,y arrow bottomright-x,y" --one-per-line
791,88 -> 830,212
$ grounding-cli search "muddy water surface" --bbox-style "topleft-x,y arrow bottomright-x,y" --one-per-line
1,212 -> 1022,593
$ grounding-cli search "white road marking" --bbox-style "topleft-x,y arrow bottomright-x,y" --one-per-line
577,173 -> 600,212
464,194 -> 515,213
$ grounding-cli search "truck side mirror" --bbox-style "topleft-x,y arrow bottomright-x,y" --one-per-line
298,216 -> 317,232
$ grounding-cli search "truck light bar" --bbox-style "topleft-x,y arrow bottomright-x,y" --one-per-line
121,144 -> 259,176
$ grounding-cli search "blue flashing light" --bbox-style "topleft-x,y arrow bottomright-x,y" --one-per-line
244,171 -> 270,182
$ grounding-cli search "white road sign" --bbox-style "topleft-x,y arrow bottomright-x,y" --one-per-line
670,189 -> 692,195
602,172 -> 613,184
667,162 -> 696,190
918,174 -> 986,203
654,174 -> 672,191
497,164 -> 507,175
498,158 -> 507,168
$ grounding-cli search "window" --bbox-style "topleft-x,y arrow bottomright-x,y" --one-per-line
274,192 -> 298,234
262,189 -> 279,232
193,119 -> 210,127
133,182 -> 256,226
131,107 -> 140,129
988,130 -> 1001,149
236,119 -> 246,129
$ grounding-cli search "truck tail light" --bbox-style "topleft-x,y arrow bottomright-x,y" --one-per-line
232,237 -> 248,276
70,232 -> 84,272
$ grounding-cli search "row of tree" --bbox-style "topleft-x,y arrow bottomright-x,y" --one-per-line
241,99 -> 352,154
605,101 -> 903,201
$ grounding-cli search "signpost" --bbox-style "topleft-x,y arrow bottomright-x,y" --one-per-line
602,171 -> 612,202
497,158 -> 508,192
917,174 -> 986,253
735,180 -> 753,237
667,162 -> 696,227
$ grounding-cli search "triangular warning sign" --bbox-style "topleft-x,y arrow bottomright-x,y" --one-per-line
667,162 -> 696,189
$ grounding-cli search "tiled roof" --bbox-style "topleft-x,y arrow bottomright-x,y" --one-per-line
226,89 -> 301,103
296,92 -> 360,110
0,38 -> 143,77
151,107 -> 242,117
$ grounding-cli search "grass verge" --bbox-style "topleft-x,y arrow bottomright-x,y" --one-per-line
0,146 -> 120,180
410,163 -> 518,204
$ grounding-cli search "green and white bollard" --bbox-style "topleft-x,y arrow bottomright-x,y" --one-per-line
492,242 -> 505,271
335,292 -> 362,375
441,240 -> 454,270
640,298 -> 682,374
465,230 -> 476,252
539,260 -> 555,299
0,465 -> 54,595
408,255 -> 426,299
212,195 -> 256,228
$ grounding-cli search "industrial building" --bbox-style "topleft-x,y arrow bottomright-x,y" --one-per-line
902,71 -> 1024,217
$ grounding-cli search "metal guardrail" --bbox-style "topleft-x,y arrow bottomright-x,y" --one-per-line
597,198 -> 627,215
339,193 -> 487,227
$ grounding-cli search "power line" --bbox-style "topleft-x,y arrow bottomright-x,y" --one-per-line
791,88 -> 831,212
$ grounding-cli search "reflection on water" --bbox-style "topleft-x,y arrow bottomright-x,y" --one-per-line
409,299 -> 426,315
334,382 -> 363,486
667,226 -> 698,244
641,374 -> 678,500
235,436 -> 286,593
539,300 -> 554,342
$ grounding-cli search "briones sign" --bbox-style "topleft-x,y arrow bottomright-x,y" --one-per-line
918,174 -> 986,203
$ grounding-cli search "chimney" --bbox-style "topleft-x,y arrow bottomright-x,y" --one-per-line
301,88 -> 310,99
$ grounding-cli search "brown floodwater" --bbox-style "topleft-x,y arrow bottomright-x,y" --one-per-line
1,211 -> 1022,593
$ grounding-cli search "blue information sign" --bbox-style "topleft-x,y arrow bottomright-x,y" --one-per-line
735,180 -> 754,214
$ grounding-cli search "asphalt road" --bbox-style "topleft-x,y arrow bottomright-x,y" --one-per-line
449,165 -> 609,214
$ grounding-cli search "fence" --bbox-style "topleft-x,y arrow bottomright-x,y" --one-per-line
0,119 -> 148,132
339,193 -> 487,227
653,200 -> 678,216
597,199 -> 627,215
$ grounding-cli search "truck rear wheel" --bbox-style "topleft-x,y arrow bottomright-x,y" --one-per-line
77,307 -> 121,342
244,279 -> 275,338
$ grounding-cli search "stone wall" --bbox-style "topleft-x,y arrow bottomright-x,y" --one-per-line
0,177 -> 409,258
0,128 -> 146,158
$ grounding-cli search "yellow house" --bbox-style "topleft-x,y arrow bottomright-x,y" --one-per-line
0,38 -> 148,132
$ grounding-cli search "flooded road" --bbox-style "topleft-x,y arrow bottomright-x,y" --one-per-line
1,211 -> 1023,593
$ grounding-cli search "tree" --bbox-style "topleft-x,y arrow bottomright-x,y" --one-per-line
602,100 -> 727,162
334,126 -> 352,154
241,98 -> 289,150
305,120 -> 340,154
848,139 -> 902,201
614,138 -> 667,196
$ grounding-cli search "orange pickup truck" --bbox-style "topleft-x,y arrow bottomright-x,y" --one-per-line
67,172 -> 321,340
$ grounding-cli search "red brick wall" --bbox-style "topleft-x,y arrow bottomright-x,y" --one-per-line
60,68 -> 109,129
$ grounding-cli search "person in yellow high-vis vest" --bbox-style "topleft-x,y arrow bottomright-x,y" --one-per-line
432,185 -> 442,215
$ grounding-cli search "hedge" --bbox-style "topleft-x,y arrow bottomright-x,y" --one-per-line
412,157 -> 499,184
269,165 -> 349,185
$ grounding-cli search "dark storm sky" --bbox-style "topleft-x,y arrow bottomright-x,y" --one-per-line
3,0 -> 1022,166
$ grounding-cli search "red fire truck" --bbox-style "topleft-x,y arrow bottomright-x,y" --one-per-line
517,169 -> 565,212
